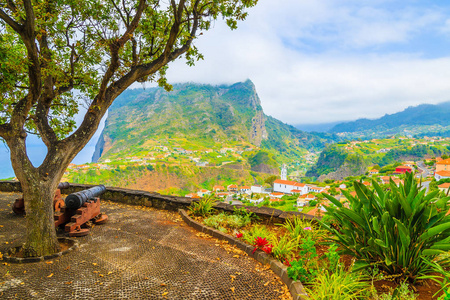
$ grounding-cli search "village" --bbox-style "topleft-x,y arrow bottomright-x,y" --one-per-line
185,156 -> 450,218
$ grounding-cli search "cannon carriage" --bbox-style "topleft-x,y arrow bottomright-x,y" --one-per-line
13,183 -> 108,237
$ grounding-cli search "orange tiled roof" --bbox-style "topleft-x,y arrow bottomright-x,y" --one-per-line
437,158 -> 450,165
274,179 -> 298,185
436,171 -> 450,177
438,183 -> 450,189
396,166 -> 413,170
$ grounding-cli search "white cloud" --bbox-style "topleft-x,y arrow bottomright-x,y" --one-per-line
161,0 -> 450,125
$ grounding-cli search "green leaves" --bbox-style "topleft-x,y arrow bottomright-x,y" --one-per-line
320,172 -> 450,282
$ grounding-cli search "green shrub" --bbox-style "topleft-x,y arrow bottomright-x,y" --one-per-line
271,235 -> 297,262
282,217 -> 318,241
373,282 -> 417,300
188,197 -> 216,216
321,172 -> 450,282
233,206 -> 258,222
242,225 -> 274,245
305,268 -> 372,300
287,237 -> 318,283
203,212 -> 251,231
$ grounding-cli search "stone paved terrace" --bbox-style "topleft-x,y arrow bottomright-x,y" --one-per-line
0,192 -> 291,299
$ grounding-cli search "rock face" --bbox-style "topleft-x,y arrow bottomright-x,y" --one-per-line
250,110 -> 268,147
318,160 -> 368,181
92,130 -> 105,163
250,163 -> 278,175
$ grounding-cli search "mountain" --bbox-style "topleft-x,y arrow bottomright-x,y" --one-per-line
93,80 -> 337,166
329,102 -> 450,138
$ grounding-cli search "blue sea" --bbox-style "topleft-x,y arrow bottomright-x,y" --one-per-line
0,109 -> 106,180
0,135 -> 100,180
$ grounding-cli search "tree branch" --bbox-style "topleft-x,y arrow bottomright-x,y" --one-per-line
0,8 -> 22,33
97,0 -> 146,101
0,123 -> 12,140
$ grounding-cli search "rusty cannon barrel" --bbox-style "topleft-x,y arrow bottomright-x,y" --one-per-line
65,185 -> 106,210
58,182 -> 70,190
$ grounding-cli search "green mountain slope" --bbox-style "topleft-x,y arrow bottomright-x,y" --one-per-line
93,80 -> 337,167
329,102 -> 450,138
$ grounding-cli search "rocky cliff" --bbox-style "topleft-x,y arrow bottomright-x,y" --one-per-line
92,80 -> 337,164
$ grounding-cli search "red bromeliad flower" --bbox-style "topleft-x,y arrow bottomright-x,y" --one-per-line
252,237 -> 269,254
262,244 -> 273,254
236,232 -> 243,238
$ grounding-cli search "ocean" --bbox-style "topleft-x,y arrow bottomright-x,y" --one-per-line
0,105 -> 108,179
0,136 -> 99,180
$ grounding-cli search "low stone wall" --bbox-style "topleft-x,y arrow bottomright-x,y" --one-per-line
0,180 -> 319,223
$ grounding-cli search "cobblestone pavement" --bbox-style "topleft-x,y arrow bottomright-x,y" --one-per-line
0,192 -> 290,299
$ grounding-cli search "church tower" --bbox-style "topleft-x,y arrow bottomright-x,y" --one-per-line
281,164 -> 287,180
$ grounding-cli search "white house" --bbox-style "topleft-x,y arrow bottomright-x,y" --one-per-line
297,194 -> 315,207
197,189 -> 211,197
307,185 -> 325,193
240,186 -> 251,194
251,185 -> 263,194
273,179 -> 308,195
435,171 -> 450,181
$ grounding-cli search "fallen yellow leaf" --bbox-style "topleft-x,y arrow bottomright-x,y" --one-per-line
264,281 -> 270,286
92,263 -> 97,266
65,282 -> 72,285
162,292 -> 168,296
47,273 -> 53,278
230,275 -> 236,282
230,287 -> 235,293
45,261 -> 53,264
233,255 -> 239,258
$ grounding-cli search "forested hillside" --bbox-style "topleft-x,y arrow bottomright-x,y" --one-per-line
329,102 -> 450,138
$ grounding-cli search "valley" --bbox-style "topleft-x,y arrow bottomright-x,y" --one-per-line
61,81 -> 450,218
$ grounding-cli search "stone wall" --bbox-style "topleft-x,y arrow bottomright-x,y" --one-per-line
0,180 -> 318,223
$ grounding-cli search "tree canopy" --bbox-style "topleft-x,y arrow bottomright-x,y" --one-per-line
0,0 -> 257,257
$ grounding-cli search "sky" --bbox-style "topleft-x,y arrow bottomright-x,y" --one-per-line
162,0 -> 450,125
3,0 -> 450,178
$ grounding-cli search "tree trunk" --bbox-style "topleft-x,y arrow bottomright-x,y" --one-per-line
22,178 -> 60,257
8,135 -> 64,258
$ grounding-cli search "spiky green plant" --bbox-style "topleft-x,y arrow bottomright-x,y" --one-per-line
321,172 -> 450,282
271,235 -> 298,262
188,196 -> 216,217
305,268 -> 372,300
242,225 -> 275,245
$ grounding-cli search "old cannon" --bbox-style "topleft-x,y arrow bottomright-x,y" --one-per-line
13,183 -> 108,237
12,182 -> 70,215
55,185 -> 108,237
65,185 -> 106,209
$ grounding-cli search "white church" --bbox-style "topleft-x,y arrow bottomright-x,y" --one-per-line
272,164 -> 323,195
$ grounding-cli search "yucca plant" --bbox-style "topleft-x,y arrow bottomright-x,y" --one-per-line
188,195 -> 216,217
321,172 -> 450,282
305,268 -> 372,300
